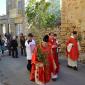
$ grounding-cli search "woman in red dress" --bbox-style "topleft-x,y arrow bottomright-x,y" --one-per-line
30,35 -> 55,85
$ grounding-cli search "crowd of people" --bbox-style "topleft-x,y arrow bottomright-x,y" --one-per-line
25,31 -> 80,85
29,33 -> 60,85
0,31 -> 80,85
0,33 -> 26,59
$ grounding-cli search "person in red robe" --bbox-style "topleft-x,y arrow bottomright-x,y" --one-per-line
30,35 -> 55,85
66,31 -> 80,71
49,33 -> 60,81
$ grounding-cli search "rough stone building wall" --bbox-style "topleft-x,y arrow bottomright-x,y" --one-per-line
80,0 -> 85,39
80,0 -> 85,53
61,0 -> 85,53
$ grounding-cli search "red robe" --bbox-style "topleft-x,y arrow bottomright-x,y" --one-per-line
30,44 -> 55,84
66,37 -> 79,61
49,38 -> 60,74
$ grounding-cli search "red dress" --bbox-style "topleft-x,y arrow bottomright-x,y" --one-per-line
49,38 -> 60,74
30,44 -> 55,84
66,37 -> 79,61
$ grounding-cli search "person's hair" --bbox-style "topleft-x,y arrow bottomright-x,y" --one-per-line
20,33 -> 23,36
72,31 -> 77,35
54,33 -> 57,37
28,33 -> 33,37
43,35 -> 49,42
49,32 -> 54,36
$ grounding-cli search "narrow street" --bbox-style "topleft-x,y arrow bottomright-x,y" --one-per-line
0,52 -> 85,85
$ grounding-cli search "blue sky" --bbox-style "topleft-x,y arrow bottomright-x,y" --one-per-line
0,0 -> 6,16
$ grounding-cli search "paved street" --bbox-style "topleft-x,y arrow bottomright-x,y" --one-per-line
0,53 -> 85,85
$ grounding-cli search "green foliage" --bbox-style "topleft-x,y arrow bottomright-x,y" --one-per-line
78,34 -> 82,41
26,0 -> 60,29
37,47 -> 47,65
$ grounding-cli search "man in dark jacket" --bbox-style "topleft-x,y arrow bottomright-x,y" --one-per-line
11,36 -> 18,58
20,33 -> 26,56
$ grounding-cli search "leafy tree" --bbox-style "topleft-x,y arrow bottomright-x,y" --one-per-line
25,0 -> 60,29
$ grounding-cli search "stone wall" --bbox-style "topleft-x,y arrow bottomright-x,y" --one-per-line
61,0 -> 85,53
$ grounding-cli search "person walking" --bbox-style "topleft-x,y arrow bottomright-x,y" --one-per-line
30,35 -> 55,85
25,33 -> 36,72
66,31 -> 81,71
48,32 -> 60,81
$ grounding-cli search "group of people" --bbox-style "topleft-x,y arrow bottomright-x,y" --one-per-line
0,33 -> 26,59
26,32 -> 60,85
26,31 -> 80,85
0,31 -> 80,85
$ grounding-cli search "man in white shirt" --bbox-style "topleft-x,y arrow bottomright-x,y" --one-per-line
25,33 -> 36,72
